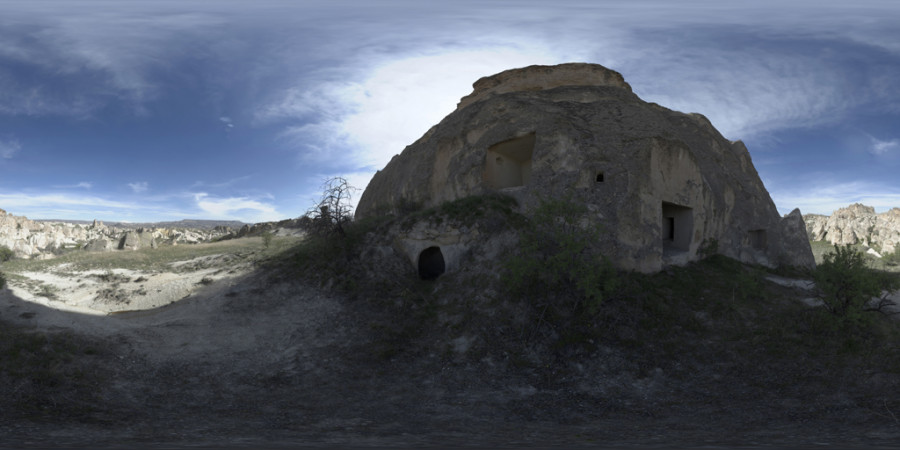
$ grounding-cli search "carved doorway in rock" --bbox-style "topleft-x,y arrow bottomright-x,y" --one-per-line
662,202 -> 693,253
418,246 -> 446,280
484,133 -> 535,189
749,229 -> 767,250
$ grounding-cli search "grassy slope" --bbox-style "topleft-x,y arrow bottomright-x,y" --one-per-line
0,236 -> 300,423
2,228 -> 900,441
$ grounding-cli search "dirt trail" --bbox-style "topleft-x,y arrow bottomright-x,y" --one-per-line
0,249 -> 347,373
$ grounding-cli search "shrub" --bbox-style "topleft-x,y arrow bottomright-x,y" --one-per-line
0,245 -> 13,262
305,177 -> 358,237
884,246 -> 900,267
504,196 -> 618,329
261,231 -> 273,249
814,244 -> 900,322
0,271 -> 6,289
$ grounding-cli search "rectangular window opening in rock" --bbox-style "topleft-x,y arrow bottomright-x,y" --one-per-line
662,202 -> 693,253
596,172 -> 604,183
484,132 -> 535,189
749,229 -> 767,250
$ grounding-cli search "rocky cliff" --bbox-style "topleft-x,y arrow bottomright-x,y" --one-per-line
0,208 -> 234,259
356,63 -> 815,272
804,203 -> 900,255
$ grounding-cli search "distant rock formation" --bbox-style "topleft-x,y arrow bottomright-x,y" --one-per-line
357,63 -> 815,273
118,230 -> 158,251
0,209 -> 235,259
804,203 -> 900,255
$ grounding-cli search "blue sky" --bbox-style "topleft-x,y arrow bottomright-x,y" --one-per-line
1,0 -> 898,223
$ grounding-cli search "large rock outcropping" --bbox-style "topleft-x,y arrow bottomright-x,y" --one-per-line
356,63 -> 815,273
0,209 -> 233,259
805,204 -> 900,255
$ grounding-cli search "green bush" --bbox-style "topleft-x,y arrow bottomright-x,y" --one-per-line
814,244 -> 900,322
0,271 -> 6,289
884,246 -> 900,266
0,245 -> 13,262
504,196 -> 618,319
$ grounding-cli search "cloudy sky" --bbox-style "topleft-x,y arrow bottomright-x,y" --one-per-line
1,0 -> 898,222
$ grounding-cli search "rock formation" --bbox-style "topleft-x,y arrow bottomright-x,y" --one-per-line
356,63 -> 815,273
0,209 -> 234,259
804,203 -> 900,255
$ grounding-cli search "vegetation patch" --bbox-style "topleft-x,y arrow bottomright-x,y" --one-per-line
0,325 -> 110,421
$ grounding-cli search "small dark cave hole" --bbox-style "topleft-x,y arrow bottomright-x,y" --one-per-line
596,172 -> 604,182
418,246 -> 446,280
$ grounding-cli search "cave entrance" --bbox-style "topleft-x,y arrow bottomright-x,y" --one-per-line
749,229 -> 768,250
484,133 -> 535,189
662,202 -> 693,253
418,246 -> 446,280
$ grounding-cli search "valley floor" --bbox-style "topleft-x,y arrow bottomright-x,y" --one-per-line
1,238 -> 900,448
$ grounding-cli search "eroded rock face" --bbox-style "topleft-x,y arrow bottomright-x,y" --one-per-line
0,209 -> 232,259
357,63 -> 815,272
804,204 -> 900,254
118,230 -> 157,251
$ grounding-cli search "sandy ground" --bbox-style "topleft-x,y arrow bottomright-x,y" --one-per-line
0,247 -> 345,369
5,253 -> 252,315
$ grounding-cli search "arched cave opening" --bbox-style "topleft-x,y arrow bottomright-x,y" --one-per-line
418,246 -> 446,280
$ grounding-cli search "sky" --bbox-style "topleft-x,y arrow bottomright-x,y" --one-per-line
1,0 -> 899,223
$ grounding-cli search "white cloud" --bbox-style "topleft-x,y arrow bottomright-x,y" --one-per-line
52,181 -> 93,189
0,138 -> 21,159
267,47 -> 562,172
0,193 -> 133,211
771,180 -> 900,216
128,182 -> 148,193
193,193 -> 283,223
870,137 -> 900,156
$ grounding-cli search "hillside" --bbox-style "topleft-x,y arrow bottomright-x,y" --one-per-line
1,208 -> 900,447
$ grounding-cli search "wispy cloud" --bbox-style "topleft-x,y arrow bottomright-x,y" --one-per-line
0,138 -> 21,159
193,193 -> 282,222
190,175 -> 252,189
771,180 -> 900,216
52,181 -> 93,189
219,116 -> 234,130
870,137 -> 900,156
128,182 -> 148,193
266,47 -> 560,191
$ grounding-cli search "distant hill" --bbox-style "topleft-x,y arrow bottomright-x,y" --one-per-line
35,219 -> 248,230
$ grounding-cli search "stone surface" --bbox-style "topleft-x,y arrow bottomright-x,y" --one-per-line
804,203 -> 900,255
0,209 -> 234,259
84,238 -> 114,252
356,63 -> 815,272
118,230 -> 157,251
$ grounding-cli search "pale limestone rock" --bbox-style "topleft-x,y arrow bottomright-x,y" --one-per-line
804,204 -> 900,255
118,230 -> 157,251
357,63 -> 815,273
84,238 -> 114,252
0,209 -> 231,258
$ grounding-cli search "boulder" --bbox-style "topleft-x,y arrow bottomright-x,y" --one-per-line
84,238 -> 113,252
118,230 -> 157,251
356,63 -> 815,273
